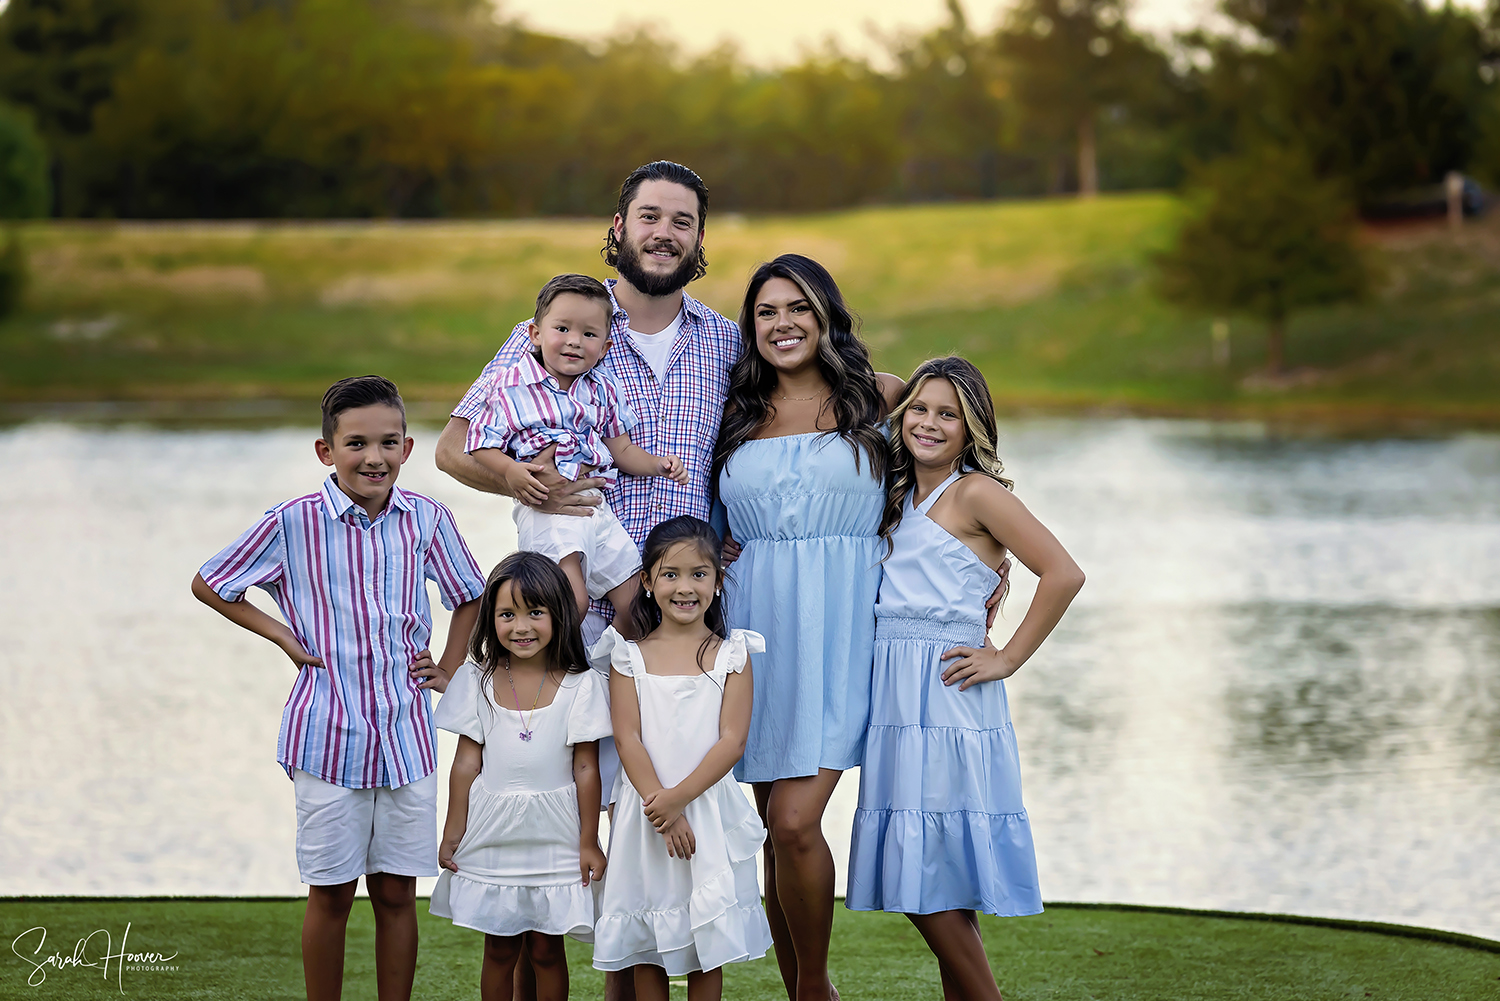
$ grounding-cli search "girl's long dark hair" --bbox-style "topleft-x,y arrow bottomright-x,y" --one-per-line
880,356 -> 1014,548
712,254 -> 888,492
626,516 -> 727,676
468,552 -> 591,708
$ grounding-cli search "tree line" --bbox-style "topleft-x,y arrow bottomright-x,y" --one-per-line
0,0 -> 1495,221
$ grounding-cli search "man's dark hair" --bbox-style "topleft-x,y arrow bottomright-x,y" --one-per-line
320,375 -> 406,442
534,273 -> 614,325
602,160 -> 709,282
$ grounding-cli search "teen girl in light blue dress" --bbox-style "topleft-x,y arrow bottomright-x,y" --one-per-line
846,356 -> 1085,1001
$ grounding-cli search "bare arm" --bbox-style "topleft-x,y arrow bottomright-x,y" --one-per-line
640,663 -> 752,832
603,432 -> 688,484
191,573 -> 323,669
609,667 -> 696,858
573,741 -> 606,884
876,371 -> 906,410
438,736 -> 483,872
411,597 -> 481,693
435,418 -> 606,516
940,481 -> 1085,690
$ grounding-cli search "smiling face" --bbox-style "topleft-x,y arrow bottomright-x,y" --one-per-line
643,540 -> 720,628
752,276 -> 822,375
491,581 -> 555,664
612,179 -> 703,297
902,377 -> 968,473
528,292 -> 613,388
315,403 -> 412,518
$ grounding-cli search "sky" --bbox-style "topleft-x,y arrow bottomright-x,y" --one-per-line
500,0 -> 1228,65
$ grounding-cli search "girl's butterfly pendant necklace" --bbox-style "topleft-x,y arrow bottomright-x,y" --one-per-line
502,660 -> 549,741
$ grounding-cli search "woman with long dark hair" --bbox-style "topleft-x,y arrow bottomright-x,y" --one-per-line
712,254 -> 901,1001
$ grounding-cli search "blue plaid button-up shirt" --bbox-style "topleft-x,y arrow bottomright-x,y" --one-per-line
453,280 -> 741,621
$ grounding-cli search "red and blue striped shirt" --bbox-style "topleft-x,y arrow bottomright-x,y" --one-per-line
453,280 -> 741,621
464,350 -> 638,484
200,476 -> 487,789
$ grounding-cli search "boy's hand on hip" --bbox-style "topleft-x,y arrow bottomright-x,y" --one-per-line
278,634 -> 324,671
409,650 -> 447,692
940,638 -> 1019,690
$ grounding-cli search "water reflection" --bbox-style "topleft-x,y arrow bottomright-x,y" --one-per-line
1,418 -> 1497,940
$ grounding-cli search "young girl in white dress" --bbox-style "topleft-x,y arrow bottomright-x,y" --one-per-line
846,356 -> 1085,1001
590,516 -> 773,1001
430,551 -> 613,1001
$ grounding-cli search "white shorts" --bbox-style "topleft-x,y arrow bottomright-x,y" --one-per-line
292,769 -> 438,885
513,493 -> 641,599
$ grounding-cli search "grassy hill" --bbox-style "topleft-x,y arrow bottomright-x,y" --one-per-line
4,194 -> 1498,427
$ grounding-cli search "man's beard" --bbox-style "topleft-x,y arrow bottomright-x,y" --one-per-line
615,233 -> 699,298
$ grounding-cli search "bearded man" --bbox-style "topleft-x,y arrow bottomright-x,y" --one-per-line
437,160 -> 738,627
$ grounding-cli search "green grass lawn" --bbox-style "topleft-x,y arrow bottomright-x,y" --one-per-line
4,899 -> 1497,1000
4,196 -> 1500,426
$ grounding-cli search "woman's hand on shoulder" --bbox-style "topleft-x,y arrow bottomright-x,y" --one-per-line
660,815 -> 697,859
939,637 -> 1020,690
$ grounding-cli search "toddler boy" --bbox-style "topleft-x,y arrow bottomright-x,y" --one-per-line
465,273 -> 688,626
192,375 -> 485,1001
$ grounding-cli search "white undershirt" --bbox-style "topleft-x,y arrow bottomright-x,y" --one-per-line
627,308 -> 683,383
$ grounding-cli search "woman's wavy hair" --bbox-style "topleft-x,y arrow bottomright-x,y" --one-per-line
879,356 -> 1014,547
601,160 -> 709,282
712,254 -> 888,490
468,552 -> 591,708
626,516 -> 727,677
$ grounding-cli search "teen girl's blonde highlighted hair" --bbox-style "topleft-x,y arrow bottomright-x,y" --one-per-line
879,356 -> 1013,549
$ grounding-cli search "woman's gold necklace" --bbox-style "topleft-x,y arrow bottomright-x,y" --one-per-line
775,388 -> 828,401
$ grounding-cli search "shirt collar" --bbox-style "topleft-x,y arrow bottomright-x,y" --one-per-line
506,349 -> 601,393
603,277 -> 707,327
319,473 -> 413,522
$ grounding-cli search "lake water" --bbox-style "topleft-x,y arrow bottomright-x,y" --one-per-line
2,417 -> 1497,940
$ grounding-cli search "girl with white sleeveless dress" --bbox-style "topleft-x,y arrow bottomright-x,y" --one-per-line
590,516 -> 773,1001
430,552 -> 613,1001
846,357 -> 1085,1001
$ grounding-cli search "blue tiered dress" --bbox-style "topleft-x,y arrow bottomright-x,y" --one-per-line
718,432 -> 885,782
846,470 -> 1042,917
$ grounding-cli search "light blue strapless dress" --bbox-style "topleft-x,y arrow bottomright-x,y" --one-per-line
846,470 -> 1042,917
719,432 -> 884,783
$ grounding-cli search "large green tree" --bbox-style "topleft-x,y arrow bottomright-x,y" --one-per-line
1154,147 -> 1372,373
0,101 -> 49,317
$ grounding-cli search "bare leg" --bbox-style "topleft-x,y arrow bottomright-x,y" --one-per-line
602,804 -> 639,1001
481,934 -> 524,1001
365,872 -> 419,1001
633,964 -> 670,1001
687,967 -> 724,1001
906,910 -> 1003,1001
558,552 -> 589,620
303,879 -> 358,1001
513,932 -> 537,1001
753,783 -> 798,999
525,933 -> 569,1001
759,770 -> 844,1001
605,576 -> 642,639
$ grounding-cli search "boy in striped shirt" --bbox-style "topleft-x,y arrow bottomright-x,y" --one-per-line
192,375 -> 486,1001
465,273 -> 689,629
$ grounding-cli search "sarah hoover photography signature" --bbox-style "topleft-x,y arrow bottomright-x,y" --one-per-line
11,923 -> 179,992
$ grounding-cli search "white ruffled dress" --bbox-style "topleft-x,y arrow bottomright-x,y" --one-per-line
590,627 -> 774,975
429,661 -> 613,940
